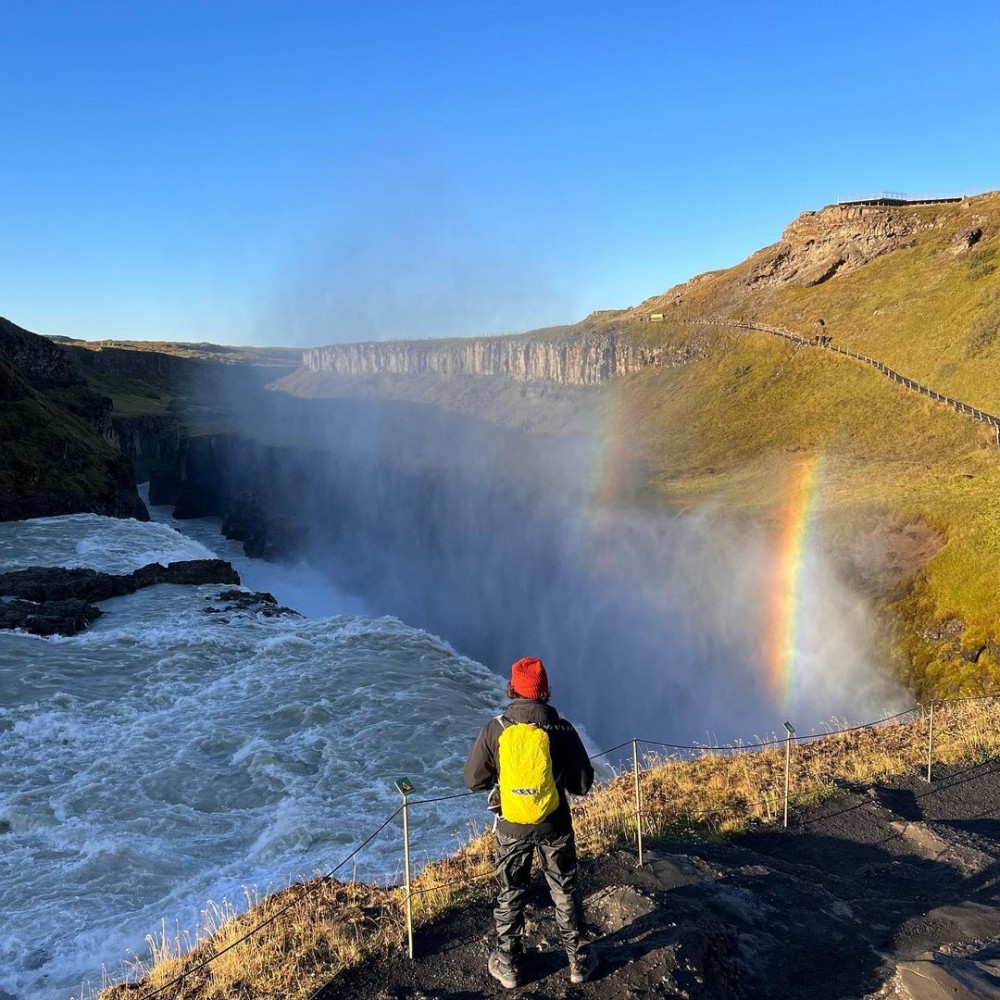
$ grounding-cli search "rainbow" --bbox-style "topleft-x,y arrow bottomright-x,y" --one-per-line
761,453 -> 826,707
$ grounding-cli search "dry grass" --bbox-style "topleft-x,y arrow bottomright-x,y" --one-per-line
579,699 -> 1000,852
98,698 -> 1000,1000
96,832 -> 497,1000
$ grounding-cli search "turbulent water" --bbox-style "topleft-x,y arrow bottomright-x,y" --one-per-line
0,477 -> 912,1000
0,507 -> 506,1000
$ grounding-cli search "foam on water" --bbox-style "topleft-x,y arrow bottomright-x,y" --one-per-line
0,513 -> 218,575
0,514 -> 505,1000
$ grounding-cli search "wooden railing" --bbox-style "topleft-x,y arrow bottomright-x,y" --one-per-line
697,319 -> 1000,439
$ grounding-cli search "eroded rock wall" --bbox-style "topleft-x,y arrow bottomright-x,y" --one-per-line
747,201 -> 986,288
303,332 -> 682,385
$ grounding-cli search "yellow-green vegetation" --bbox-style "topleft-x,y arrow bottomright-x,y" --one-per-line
77,366 -> 175,418
99,698 -> 1000,1000
604,334 -> 1000,697
0,362 -> 136,515
594,194 -> 1000,698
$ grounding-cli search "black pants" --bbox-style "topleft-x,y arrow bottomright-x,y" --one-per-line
494,829 -> 584,960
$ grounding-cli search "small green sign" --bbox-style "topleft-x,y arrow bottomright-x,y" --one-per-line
395,777 -> 415,795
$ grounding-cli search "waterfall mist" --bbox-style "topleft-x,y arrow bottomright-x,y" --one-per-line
224,385 -> 907,750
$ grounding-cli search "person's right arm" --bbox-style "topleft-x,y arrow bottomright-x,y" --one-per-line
463,721 -> 497,791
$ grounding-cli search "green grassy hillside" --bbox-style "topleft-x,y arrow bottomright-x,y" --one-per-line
598,193 -> 1000,698
0,318 -> 146,520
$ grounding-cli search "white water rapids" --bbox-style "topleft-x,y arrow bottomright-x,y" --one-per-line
0,505 -> 506,1000
0,484 -> 912,1000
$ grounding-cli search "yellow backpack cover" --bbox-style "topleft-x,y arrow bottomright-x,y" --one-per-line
497,718 -> 560,824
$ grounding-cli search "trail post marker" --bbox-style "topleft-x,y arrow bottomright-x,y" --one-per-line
395,777 -> 415,958
632,740 -> 644,867
926,702 -> 935,783
783,722 -> 795,828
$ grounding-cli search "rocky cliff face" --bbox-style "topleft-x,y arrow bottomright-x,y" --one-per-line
64,341 -> 300,479
0,317 -> 148,521
747,200 -> 988,288
107,415 -> 185,480
303,330 -> 685,386
0,318 -> 82,388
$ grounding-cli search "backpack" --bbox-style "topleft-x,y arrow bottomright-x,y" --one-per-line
496,716 -> 560,824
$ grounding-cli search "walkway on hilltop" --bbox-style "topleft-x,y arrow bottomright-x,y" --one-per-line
700,319 -> 1000,444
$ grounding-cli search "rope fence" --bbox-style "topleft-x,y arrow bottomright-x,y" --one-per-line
131,694 -> 1000,998
696,319 -> 1000,440
137,805 -> 403,1000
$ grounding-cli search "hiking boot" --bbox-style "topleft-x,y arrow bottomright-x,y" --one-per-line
488,950 -> 519,989
568,947 -> 597,984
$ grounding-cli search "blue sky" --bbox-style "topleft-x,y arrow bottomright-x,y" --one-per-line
2,1 -> 998,346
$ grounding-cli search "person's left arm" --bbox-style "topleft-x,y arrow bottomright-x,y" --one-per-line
559,724 -> 595,796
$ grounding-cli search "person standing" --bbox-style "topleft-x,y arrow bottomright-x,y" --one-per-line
463,656 -> 596,989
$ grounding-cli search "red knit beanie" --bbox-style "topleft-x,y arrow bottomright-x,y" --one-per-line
510,657 -> 549,700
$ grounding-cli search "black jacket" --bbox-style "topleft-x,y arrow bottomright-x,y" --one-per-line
463,698 -> 594,838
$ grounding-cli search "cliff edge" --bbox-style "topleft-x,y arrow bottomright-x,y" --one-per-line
0,316 -> 148,521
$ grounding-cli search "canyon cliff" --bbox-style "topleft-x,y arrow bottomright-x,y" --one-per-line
300,325 -> 690,386
744,199 -> 986,288
277,322 -> 705,432
64,340 -> 299,478
0,317 -> 148,521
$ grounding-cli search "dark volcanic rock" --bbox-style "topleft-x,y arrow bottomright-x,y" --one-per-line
206,588 -> 301,618
0,559 -> 238,603
169,436 -> 311,559
246,514 -> 308,560
0,488 -> 148,523
221,490 -> 266,546
0,597 -> 103,636
219,487 -> 307,561
129,560 -> 239,591
321,759 -> 1000,1000
172,481 -> 222,519
108,416 -> 184,482
148,469 -> 181,506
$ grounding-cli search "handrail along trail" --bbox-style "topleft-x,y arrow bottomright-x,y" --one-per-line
698,319 -> 1000,437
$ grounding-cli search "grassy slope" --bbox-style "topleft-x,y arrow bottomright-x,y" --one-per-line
75,364 -> 176,418
0,359 -> 139,517
66,341 -> 305,433
600,194 -> 1000,698
69,195 -> 1000,692
59,199 -> 1000,691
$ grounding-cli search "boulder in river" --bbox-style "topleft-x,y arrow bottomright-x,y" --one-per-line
0,559 -> 240,636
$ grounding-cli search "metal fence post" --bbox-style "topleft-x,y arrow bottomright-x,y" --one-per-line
395,777 -> 415,959
632,740 -> 645,867
926,702 -> 935,783
783,722 -> 795,828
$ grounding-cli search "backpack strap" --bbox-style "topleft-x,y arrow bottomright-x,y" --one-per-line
498,714 -> 553,732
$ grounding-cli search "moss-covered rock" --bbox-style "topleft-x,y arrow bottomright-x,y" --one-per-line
0,316 -> 148,521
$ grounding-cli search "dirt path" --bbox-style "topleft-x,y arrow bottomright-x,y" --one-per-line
319,758 -> 1000,999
